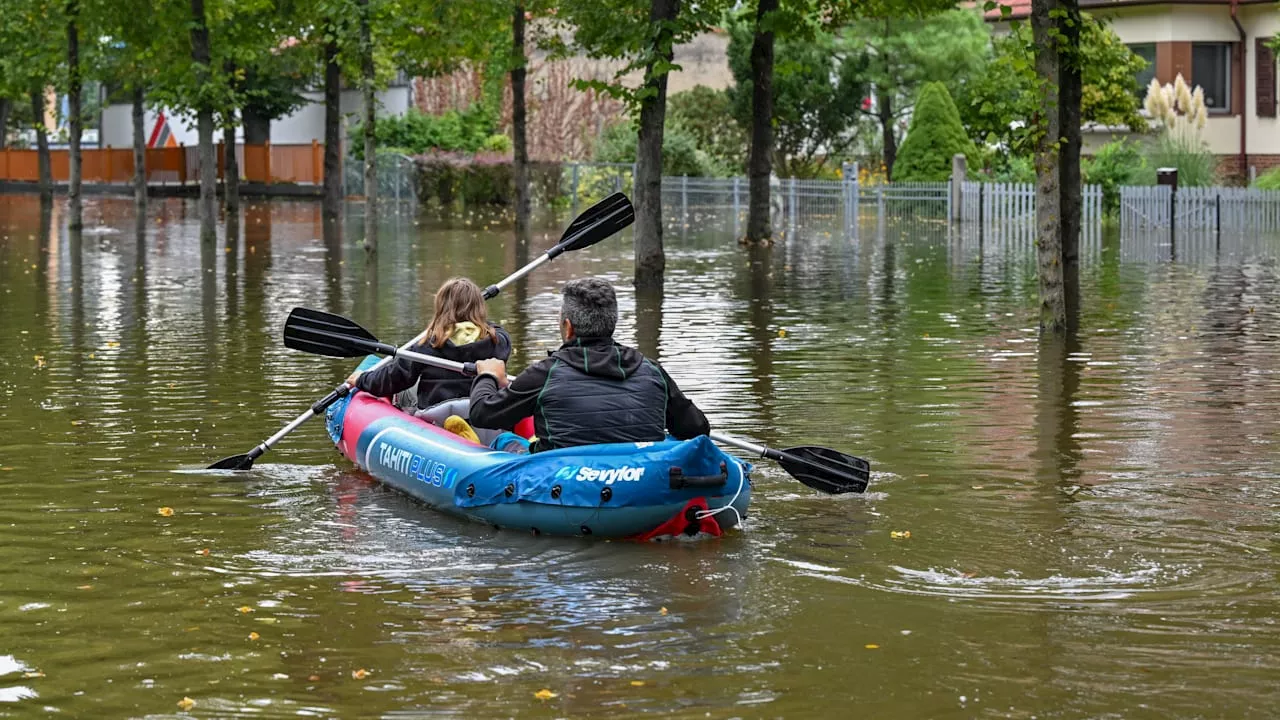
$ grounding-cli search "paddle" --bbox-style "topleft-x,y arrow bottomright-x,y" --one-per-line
281,308 -> 872,494
207,192 -> 635,471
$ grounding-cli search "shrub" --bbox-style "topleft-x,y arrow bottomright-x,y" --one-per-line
351,106 -> 499,160
667,86 -> 746,174
893,82 -> 979,182
1254,167 -> 1280,190
592,120 -> 719,177
1083,138 -> 1147,214
1138,134 -> 1217,187
413,151 -> 561,208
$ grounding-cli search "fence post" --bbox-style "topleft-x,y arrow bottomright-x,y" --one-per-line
732,176 -> 741,238
263,141 -> 272,184
179,144 -> 188,185
789,177 -> 798,233
1215,193 -> 1221,248
681,174 -> 688,227
570,163 -> 580,210
312,140 -> 321,185
951,154 -> 965,223
978,183 -> 985,242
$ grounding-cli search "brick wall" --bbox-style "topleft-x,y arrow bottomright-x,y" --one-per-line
1216,154 -> 1280,181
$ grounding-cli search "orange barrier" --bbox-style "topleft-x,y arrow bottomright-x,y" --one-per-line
1,141 -> 326,185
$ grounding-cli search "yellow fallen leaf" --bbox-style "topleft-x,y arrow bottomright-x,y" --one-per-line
22,671 -> 45,678
534,689 -> 558,700
308,674 -> 320,682
237,606 -> 254,614
659,607 -> 668,615
177,697 -> 196,711
777,328 -> 787,338
105,341 -> 120,349
352,668 -> 370,680
77,584 -> 92,590
248,632 -> 260,641
865,644 -> 880,650
197,548 -> 210,556
157,507 -> 175,517
971,485 -> 985,490
890,531 -> 911,539
630,680 -> 645,687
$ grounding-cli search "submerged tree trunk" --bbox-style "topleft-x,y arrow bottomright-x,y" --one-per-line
190,0 -> 217,243
878,93 -> 896,181
359,0 -> 377,253
745,0 -> 777,243
1058,0 -> 1083,331
0,99 -> 9,149
633,0 -> 680,288
1033,0 -> 1063,331
31,90 -> 52,195
67,0 -> 83,229
322,25 -> 343,226
132,85 -> 146,209
224,114 -> 240,215
511,2 -> 531,244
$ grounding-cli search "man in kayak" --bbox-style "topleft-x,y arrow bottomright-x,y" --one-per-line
468,278 -> 709,453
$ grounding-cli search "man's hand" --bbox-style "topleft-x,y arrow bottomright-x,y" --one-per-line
345,370 -> 362,387
474,359 -> 509,388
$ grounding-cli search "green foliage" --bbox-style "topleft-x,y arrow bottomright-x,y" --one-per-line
961,13 -> 1147,157
726,8 -> 869,177
845,9 -> 990,160
350,106 -> 498,160
893,82 -> 978,182
414,151 -> 562,208
986,154 -> 1035,183
1083,138 -> 1147,214
1256,167 -> 1280,191
666,86 -> 746,175
1138,134 -> 1217,188
592,120 -> 719,177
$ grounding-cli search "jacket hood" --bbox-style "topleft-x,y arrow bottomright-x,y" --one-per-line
554,336 -> 645,380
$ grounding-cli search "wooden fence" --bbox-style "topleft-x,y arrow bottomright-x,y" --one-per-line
0,141 -> 326,185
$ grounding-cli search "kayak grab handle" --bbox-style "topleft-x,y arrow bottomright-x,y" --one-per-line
669,462 -> 728,490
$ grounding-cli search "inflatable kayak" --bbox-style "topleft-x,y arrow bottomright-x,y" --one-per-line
324,356 -> 752,540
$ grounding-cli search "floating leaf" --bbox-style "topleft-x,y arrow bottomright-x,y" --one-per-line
248,632 -> 260,641
659,607 -> 668,616
890,531 -> 911,539
777,328 -> 787,338
865,644 -> 880,650
352,668 -> 370,680
22,671 -> 45,678
157,507 -> 175,517
77,585 -> 92,590
237,606 -> 254,614
534,689 -> 558,700
197,548 -> 210,556
105,341 -> 120,349
629,680 -> 645,687
308,674 -> 320,681
177,697 -> 196,711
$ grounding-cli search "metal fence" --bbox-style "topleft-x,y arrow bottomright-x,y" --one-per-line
1120,185 -> 1280,234
343,152 -> 418,210
959,181 -> 1104,248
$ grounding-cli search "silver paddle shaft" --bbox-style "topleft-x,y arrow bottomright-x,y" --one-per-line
709,431 -> 767,457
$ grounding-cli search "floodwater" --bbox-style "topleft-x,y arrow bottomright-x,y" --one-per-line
1,194 -> 1279,718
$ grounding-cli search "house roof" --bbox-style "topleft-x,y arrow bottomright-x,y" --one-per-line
982,0 -> 1268,22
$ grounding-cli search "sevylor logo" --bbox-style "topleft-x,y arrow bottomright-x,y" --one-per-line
552,465 -> 646,484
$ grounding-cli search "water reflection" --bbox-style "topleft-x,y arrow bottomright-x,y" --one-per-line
1,196 -> 1279,717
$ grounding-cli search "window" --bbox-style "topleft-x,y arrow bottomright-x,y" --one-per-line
1128,43 -> 1157,98
1192,43 -> 1232,113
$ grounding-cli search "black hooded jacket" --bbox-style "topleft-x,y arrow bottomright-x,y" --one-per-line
355,324 -> 511,409
468,336 -> 709,453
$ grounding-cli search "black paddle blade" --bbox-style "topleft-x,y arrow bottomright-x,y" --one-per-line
776,446 -> 871,494
283,307 -> 388,358
208,453 -> 255,471
557,192 -> 634,254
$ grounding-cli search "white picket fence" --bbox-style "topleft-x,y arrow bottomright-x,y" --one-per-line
959,181 -> 1104,247
1120,185 -> 1280,233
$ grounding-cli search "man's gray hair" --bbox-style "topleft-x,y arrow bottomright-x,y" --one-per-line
560,278 -> 617,338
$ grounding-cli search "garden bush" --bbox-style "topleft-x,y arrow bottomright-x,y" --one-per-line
1254,166 -> 1280,190
351,106 -> 504,160
1083,138 -> 1147,214
893,82 -> 979,182
592,120 -> 720,178
413,151 -> 562,209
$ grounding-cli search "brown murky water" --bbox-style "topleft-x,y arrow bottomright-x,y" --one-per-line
1,194 -> 1279,718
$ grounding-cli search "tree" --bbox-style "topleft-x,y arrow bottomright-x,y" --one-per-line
845,9 -> 989,179
744,0 -> 778,242
511,2 -> 530,243
66,0 -> 84,229
961,12 -> 1144,160
358,0 -> 377,253
893,82 -> 978,181
0,0 -> 64,195
557,0 -> 730,287
727,14 -> 868,178
188,0 -> 218,243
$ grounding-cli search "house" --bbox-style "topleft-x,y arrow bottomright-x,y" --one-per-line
986,0 -> 1280,180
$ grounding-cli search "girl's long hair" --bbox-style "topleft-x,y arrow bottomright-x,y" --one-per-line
426,277 -> 496,348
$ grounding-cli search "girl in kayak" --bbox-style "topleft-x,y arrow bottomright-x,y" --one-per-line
345,277 -> 511,440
